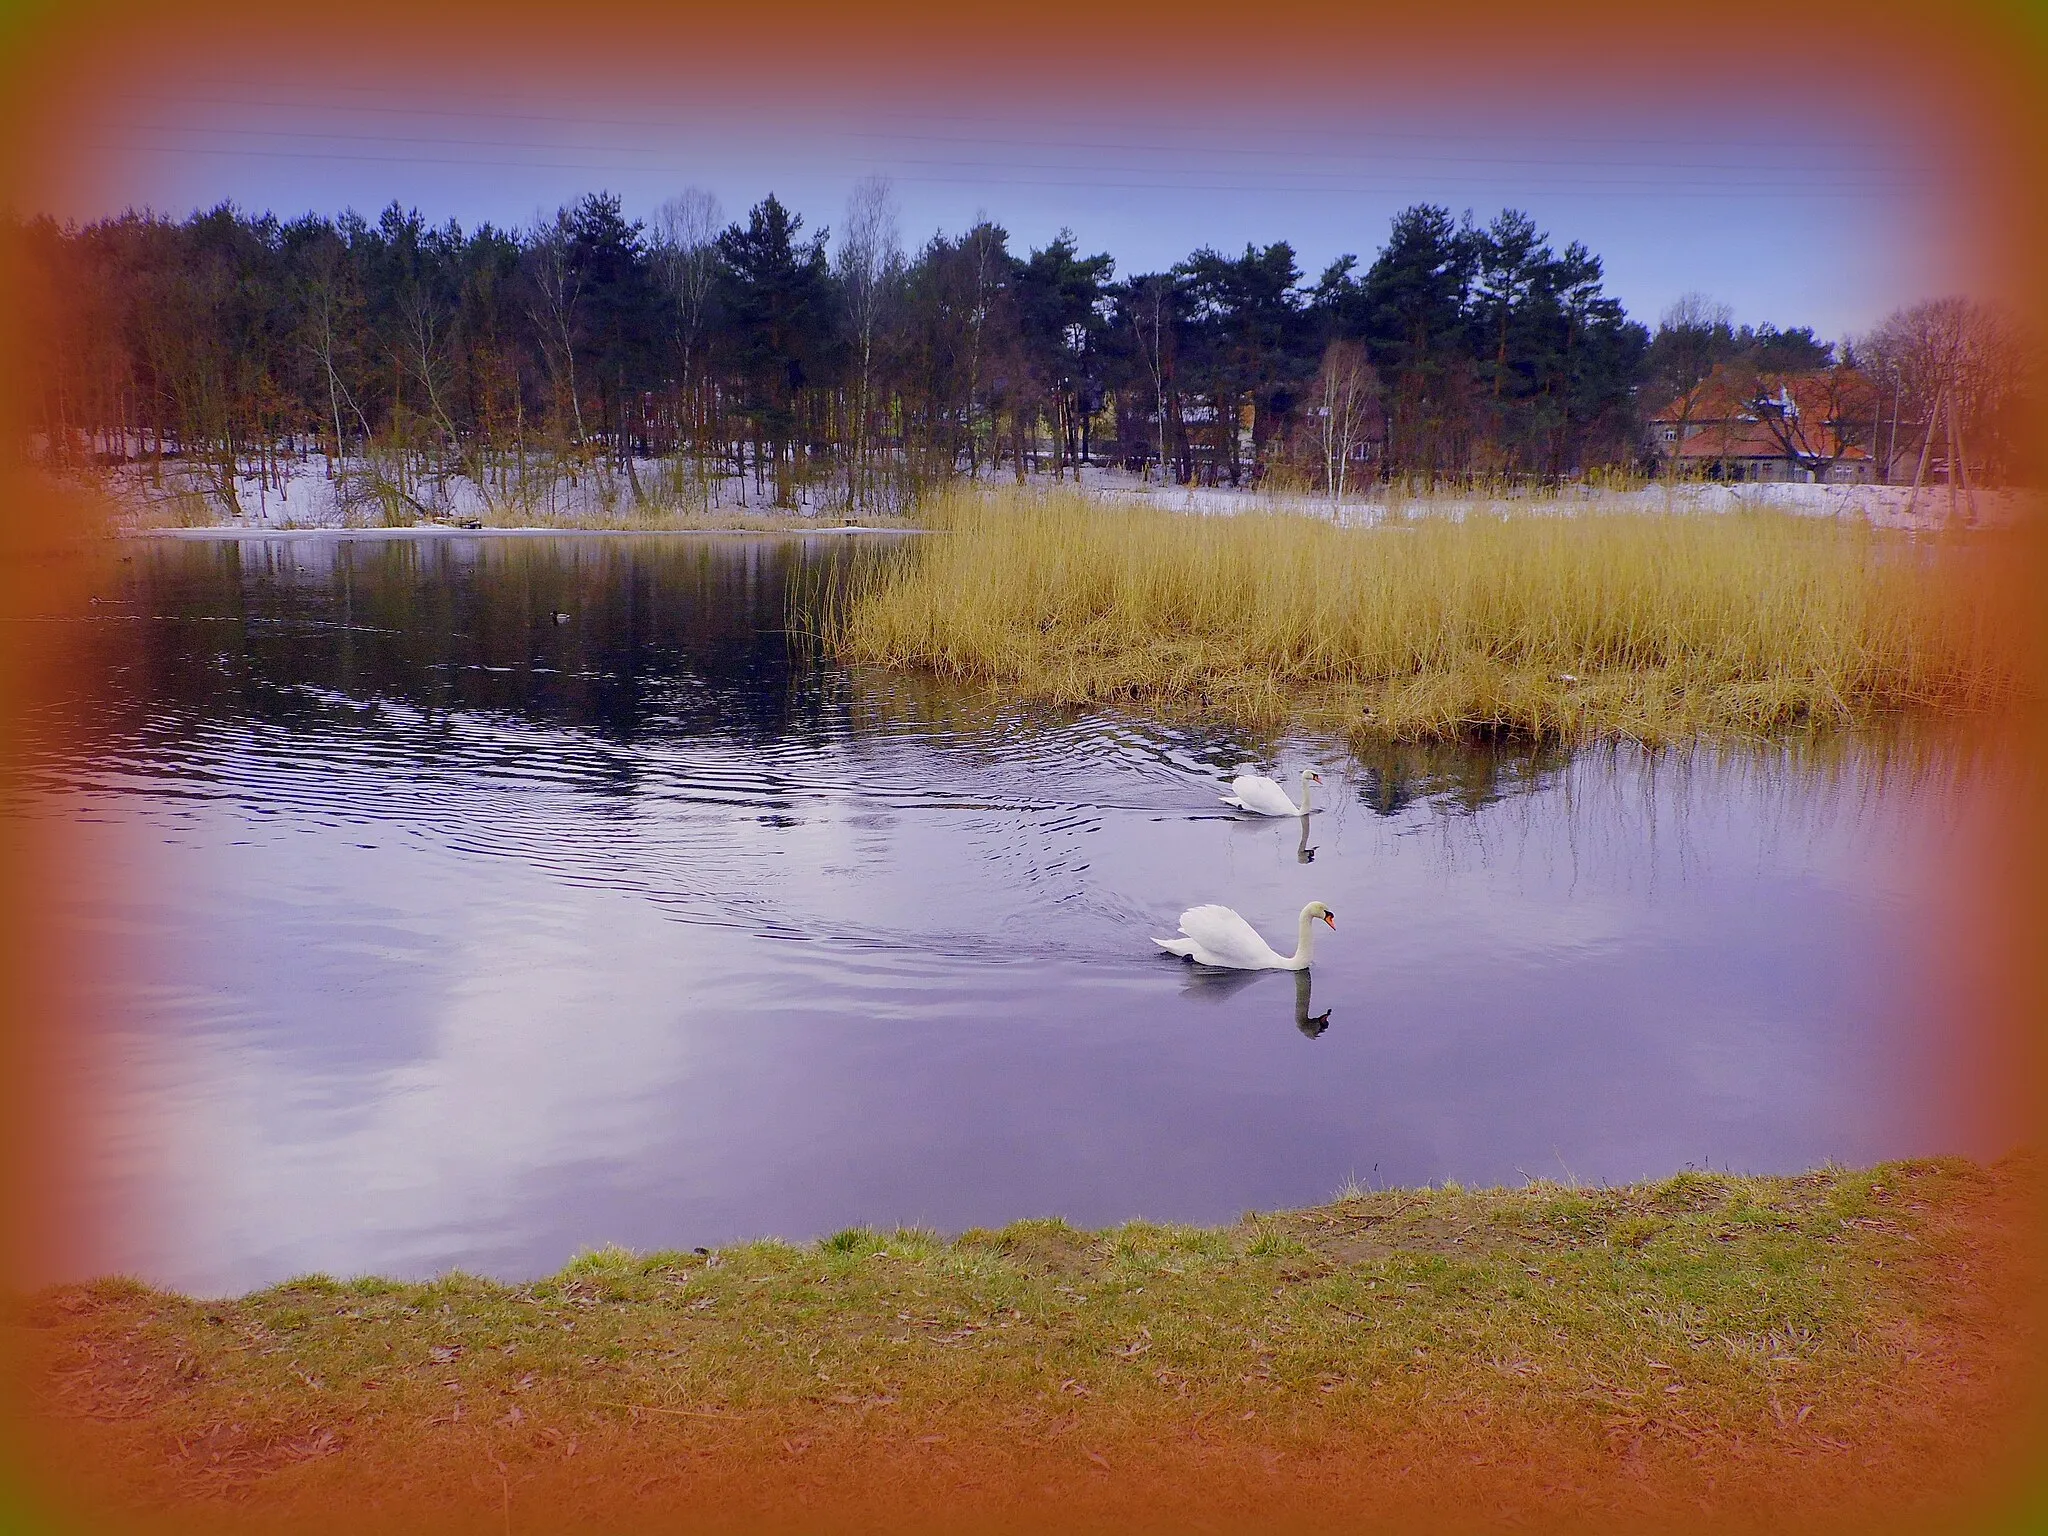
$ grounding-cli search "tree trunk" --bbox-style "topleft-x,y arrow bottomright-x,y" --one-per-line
1945,387 -> 1977,525
1903,387 -> 1942,523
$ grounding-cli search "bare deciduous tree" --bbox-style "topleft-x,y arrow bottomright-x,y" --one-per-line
1867,296 -> 2033,522
1311,339 -> 1379,511
834,176 -> 900,511
525,206 -> 586,447
1748,364 -> 1875,487
1132,275 -> 1174,483
294,236 -> 372,477
1650,292 -> 1732,485
649,187 -> 722,405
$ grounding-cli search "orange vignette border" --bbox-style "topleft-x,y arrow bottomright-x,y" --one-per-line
0,1 -> 2044,1532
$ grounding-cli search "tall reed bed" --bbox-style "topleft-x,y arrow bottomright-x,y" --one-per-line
825,489 -> 2032,743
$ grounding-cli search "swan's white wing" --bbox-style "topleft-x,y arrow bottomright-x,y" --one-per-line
1175,904 -> 1283,969
1228,775 -> 1299,817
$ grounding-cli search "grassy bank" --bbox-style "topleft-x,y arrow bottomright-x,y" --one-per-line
825,491 -> 2031,745
13,1158 -> 2035,1533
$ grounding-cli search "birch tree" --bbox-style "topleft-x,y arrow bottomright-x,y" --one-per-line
524,207 -> 586,448
834,176 -> 900,511
649,186 -> 722,457
1130,274 -> 1175,482
1312,339 -> 1379,511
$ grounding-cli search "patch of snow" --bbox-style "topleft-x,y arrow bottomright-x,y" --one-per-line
80,453 -> 2039,535
1061,464 -> 2037,531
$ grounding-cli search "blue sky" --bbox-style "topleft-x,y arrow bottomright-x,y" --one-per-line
61,80 -> 1964,343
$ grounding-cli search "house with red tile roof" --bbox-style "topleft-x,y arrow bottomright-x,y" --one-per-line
1649,365 -> 1879,483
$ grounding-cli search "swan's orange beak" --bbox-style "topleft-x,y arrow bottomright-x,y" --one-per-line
1321,911 -> 1336,929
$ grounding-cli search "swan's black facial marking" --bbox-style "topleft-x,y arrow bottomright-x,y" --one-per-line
1321,910 -> 1337,929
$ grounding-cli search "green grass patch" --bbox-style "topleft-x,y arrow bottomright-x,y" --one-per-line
12,1156 -> 2035,1531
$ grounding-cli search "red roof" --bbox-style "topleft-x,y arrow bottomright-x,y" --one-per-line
1650,370 -> 1754,426
1650,364 -> 1874,428
1673,420 -> 1868,461
1653,363 -> 1875,464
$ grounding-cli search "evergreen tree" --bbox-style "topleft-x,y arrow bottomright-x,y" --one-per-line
564,192 -> 657,463
14,183 -> 1907,509
714,194 -> 838,503
1014,230 -> 1114,471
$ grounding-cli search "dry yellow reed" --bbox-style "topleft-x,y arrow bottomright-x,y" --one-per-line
830,488 -> 2030,744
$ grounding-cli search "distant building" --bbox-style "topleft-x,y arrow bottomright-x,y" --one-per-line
1649,366 -> 1877,484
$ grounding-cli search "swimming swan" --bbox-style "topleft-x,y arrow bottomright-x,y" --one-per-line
1222,767 -> 1322,817
1154,901 -> 1335,971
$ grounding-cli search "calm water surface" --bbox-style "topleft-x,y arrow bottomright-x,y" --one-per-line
13,532 -> 1991,1295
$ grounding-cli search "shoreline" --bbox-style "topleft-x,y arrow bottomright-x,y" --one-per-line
73,459 -> 2046,538
122,523 -> 922,541
15,1156 -> 2035,1530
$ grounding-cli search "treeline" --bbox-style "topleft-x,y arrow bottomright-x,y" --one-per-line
9,183 -> 1995,516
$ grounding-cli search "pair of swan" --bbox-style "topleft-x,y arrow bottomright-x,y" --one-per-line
1153,766 -> 1333,972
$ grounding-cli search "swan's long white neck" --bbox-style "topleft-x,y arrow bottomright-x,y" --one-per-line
1297,769 -> 1315,815
1288,906 -> 1319,969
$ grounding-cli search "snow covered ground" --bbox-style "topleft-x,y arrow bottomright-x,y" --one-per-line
1065,465 -> 2036,531
90,456 -> 2035,535
95,455 -> 858,532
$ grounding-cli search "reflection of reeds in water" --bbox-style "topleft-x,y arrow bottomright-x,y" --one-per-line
823,488 -> 2034,746
823,654 -> 2019,887
482,502 -> 911,533
811,635 -> 2021,854
1378,722 -> 2028,897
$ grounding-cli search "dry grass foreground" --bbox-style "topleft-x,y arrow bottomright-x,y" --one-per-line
824,491 -> 2032,746
8,1158 -> 2038,1534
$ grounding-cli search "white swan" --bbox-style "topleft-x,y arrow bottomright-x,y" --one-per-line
1221,767 -> 1322,817
1153,901 -> 1334,971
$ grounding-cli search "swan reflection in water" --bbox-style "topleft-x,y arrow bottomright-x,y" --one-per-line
1176,965 -> 1332,1038
1296,815 -> 1316,864
1294,970 -> 1331,1035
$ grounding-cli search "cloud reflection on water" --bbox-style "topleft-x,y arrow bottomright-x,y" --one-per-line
14,533 -> 2002,1294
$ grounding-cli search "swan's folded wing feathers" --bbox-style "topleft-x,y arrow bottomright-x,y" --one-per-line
1176,904 -> 1277,968
1229,774 -> 1297,817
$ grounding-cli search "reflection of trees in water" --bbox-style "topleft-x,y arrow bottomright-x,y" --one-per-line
96,537 -> 2025,881
103,535 -> 884,749
841,664 -> 1291,782
1349,736 -> 1572,819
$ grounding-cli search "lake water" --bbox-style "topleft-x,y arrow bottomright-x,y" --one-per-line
12,532 -> 1997,1296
